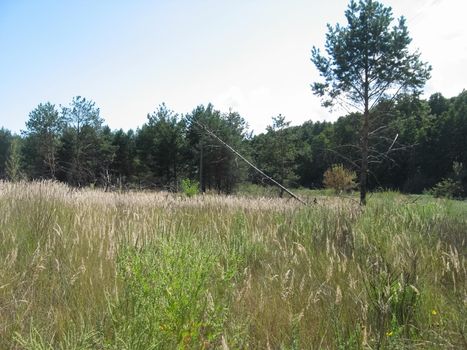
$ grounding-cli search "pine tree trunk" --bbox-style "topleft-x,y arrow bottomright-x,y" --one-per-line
360,106 -> 369,205
360,56 -> 370,206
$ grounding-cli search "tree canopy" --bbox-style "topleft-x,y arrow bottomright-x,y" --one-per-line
0,90 -> 466,199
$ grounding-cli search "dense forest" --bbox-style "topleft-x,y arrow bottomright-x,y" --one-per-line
0,90 -> 466,197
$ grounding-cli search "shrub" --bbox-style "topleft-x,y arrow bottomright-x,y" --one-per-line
431,162 -> 464,199
431,178 -> 462,199
323,164 -> 356,194
181,178 -> 199,197
108,240 -> 228,349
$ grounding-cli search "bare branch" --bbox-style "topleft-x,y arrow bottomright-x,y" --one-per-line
320,147 -> 361,170
368,125 -> 388,136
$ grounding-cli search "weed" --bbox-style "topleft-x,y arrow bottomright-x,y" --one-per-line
0,181 -> 465,349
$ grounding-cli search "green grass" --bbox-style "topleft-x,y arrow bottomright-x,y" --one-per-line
0,181 -> 465,349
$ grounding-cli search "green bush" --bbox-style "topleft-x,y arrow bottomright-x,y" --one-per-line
431,162 -> 464,199
108,240 -> 228,349
431,178 -> 462,199
181,178 -> 199,197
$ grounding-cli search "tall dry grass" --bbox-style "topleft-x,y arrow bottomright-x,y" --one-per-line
0,181 -> 465,349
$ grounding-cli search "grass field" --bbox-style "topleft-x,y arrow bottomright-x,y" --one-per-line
0,181 -> 465,349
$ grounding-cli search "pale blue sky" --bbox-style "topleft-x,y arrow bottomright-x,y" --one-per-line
1,0 -> 465,134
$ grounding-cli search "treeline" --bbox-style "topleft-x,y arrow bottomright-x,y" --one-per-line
0,91 -> 466,196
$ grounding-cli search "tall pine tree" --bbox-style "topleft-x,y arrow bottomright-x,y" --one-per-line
311,0 -> 431,204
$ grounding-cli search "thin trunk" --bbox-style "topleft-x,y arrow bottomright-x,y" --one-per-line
360,33 -> 370,206
199,142 -> 205,193
360,72 -> 370,205
173,159 -> 177,192
360,107 -> 369,205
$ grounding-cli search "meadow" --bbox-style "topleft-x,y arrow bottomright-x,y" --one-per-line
0,181 -> 465,349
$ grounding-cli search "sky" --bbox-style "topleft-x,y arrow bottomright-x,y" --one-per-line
0,0 -> 466,134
